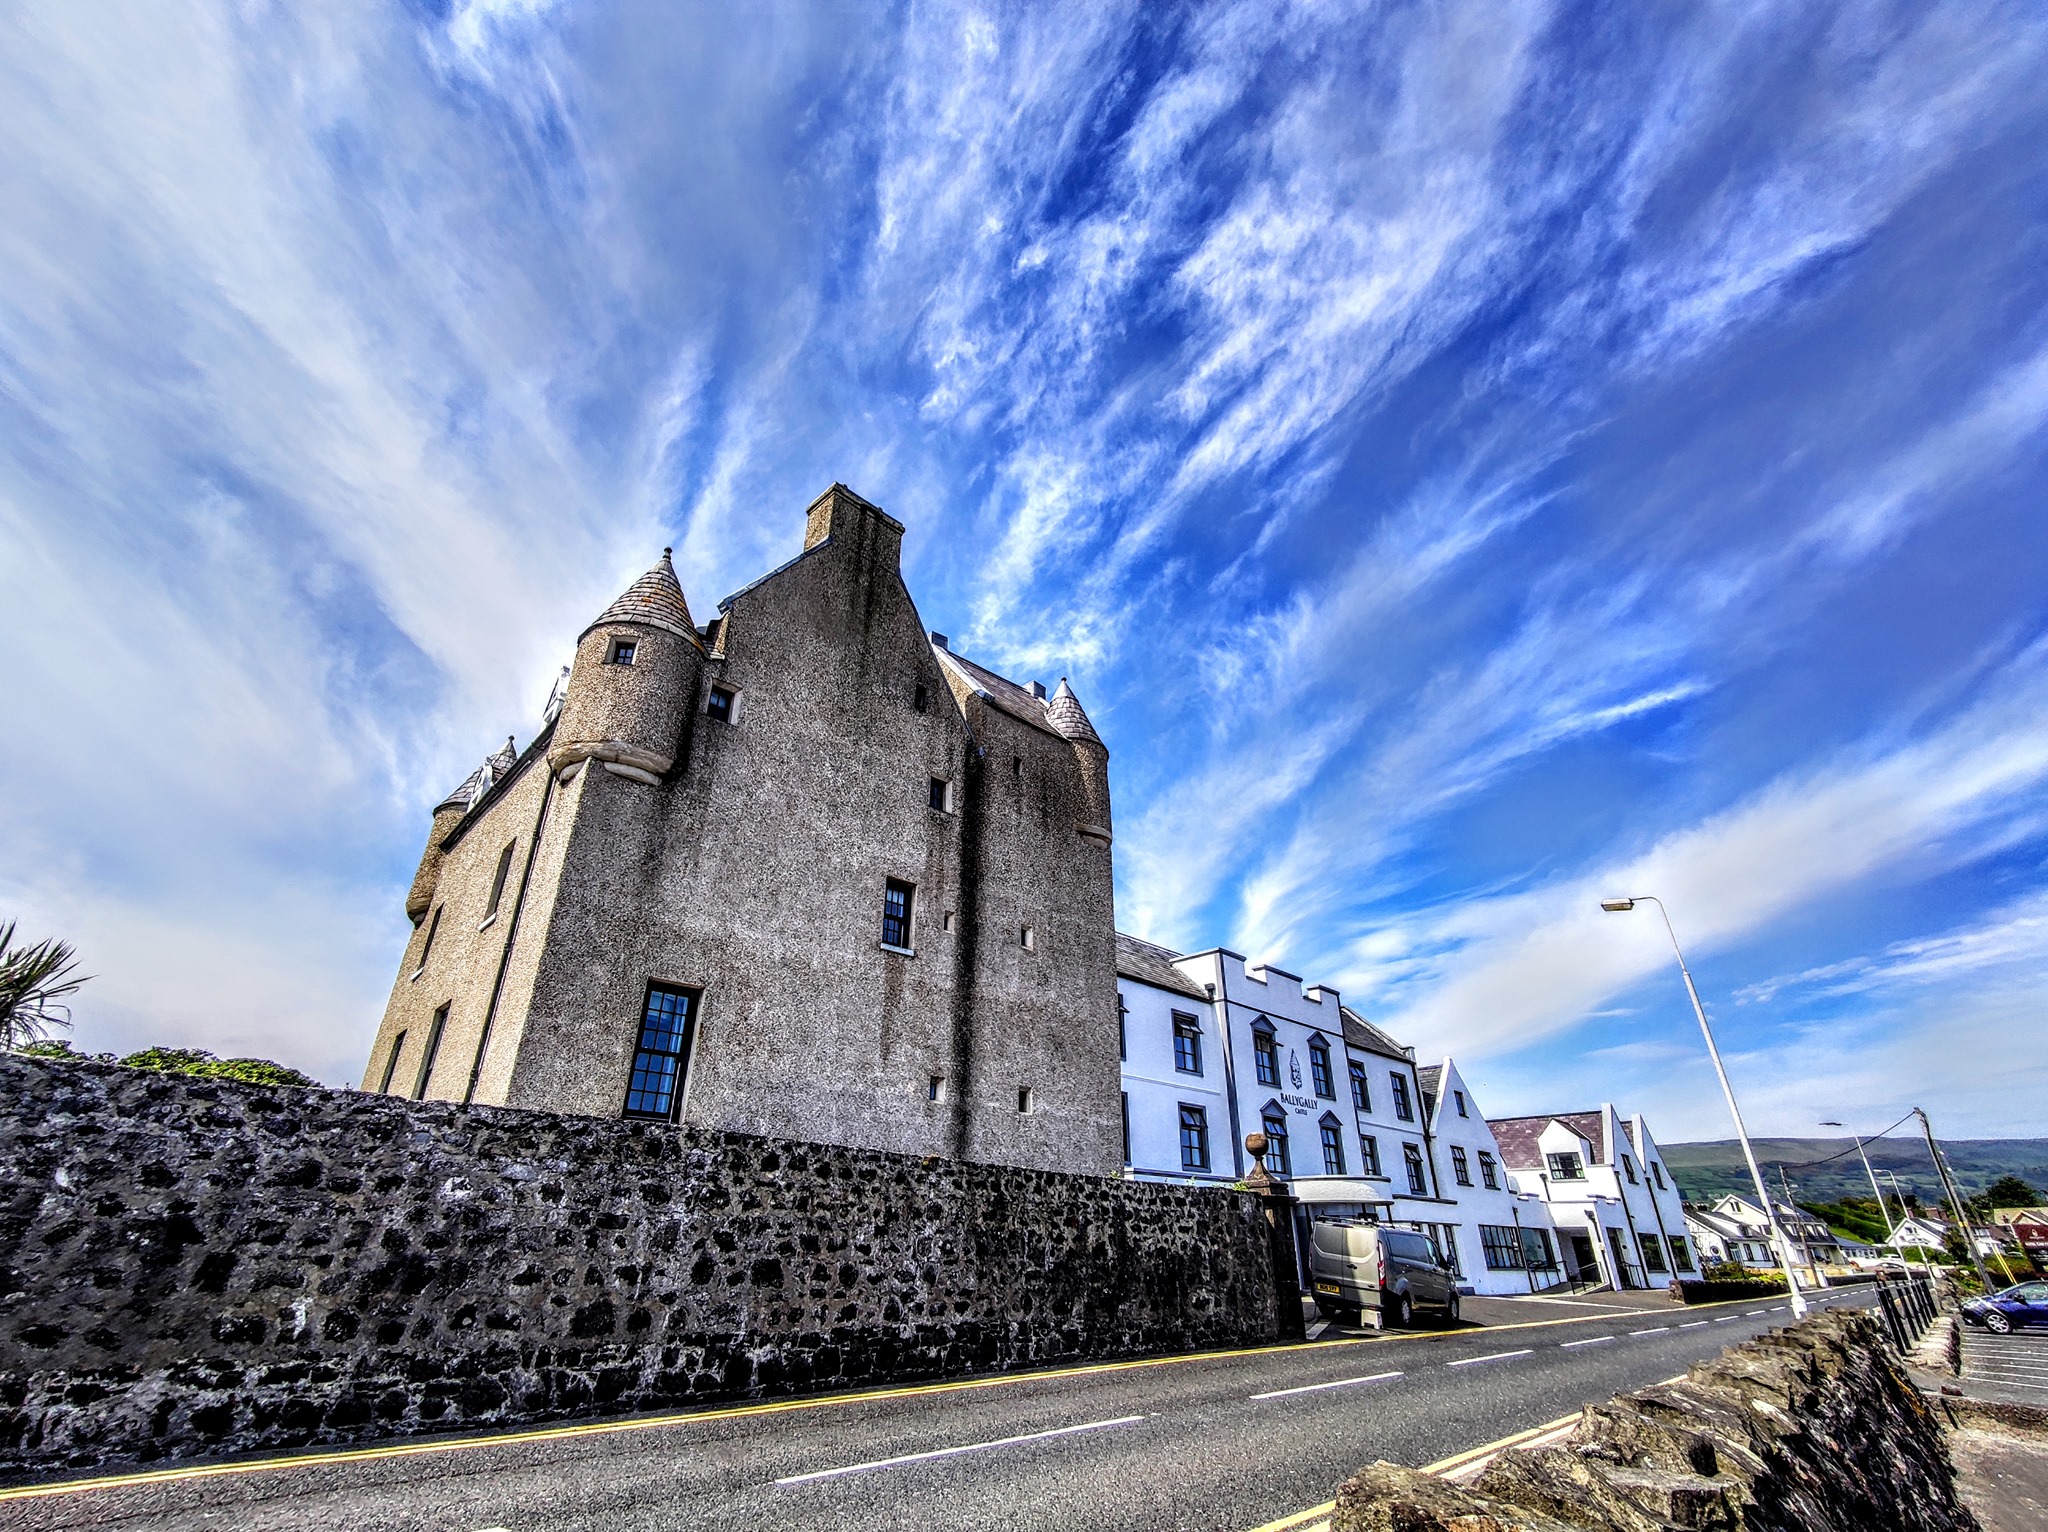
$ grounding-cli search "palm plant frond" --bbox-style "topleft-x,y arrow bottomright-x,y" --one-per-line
0,922 -> 91,1051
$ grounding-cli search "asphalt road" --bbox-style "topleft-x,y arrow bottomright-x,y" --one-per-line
2,1288 -> 1873,1532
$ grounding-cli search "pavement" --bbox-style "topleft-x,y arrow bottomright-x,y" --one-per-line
0,1287 -> 1873,1532
1957,1323 -> 2048,1404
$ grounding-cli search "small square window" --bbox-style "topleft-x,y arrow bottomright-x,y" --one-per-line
942,910 -> 957,933
609,639 -> 637,665
1020,925 -> 1035,951
706,684 -> 736,724
929,777 -> 949,811
1017,1086 -> 1033,1114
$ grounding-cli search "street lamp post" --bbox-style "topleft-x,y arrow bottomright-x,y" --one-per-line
1601,895 -> 1808,1317
1820,1120 -> 1898,1263
1879,1169 -> 1933,1282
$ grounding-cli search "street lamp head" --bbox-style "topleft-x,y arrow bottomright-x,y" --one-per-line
1820,1120 -> 1842,1127
1600,898 -> 1636,912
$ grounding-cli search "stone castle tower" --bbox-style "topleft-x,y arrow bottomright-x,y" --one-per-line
363,485 -> 1122,1175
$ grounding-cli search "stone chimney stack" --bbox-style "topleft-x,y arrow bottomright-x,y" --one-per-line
803,482 -> 904,569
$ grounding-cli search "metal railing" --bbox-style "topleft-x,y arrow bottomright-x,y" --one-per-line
1872,1275 -> 1938,1353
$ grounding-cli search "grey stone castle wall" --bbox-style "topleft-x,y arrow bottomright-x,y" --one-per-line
0,1057 -> 1274,1477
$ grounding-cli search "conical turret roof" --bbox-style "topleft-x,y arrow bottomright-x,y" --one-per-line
580,548 -> 699,644
1044,678 -> 1103,747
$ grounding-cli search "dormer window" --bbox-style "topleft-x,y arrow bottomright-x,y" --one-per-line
609,639 -> 637,666
1546,1150 -> 1586,1181
706,684 -> 736,724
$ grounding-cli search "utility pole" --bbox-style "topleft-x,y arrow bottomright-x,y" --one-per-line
1916,1107 -> 1993,1291
1776,1164 -> 1816,1280
1821,1121 -> 1892,1242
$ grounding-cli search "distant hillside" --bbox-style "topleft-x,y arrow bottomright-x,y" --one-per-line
1660,1137 -> 2048,1207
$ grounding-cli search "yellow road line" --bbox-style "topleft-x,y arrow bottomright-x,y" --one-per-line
0,1294 -> 1771,1505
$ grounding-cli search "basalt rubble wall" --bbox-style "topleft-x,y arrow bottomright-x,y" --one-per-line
0,1056 -> 1272,1477
1332,1307 -> 1978,1532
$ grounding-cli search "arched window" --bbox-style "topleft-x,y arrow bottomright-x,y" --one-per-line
1252,1018 -> 1279,1087
1308,1035 -> 1335,1099
1260,1103 -> 1291,1176
1318,1112 -> 1346,1176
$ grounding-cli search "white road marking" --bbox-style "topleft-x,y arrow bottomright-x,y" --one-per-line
1745,1310 -> 1769,1316
1446,1349 -> 1534,1367
775,1415 -> 1148,1485
1712,1315 -> 1740,1322
1251,1371 -> 1405,1401
1769,1306 -> 1789,1312
1559,1335 -> 1615,1349
1678,1321 -> 1709,1329
1628,1326 -> 1671,1336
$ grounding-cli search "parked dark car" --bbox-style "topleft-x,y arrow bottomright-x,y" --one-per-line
1961,1280 -> 2048,1333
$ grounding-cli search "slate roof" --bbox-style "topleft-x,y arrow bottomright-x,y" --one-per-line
1115,932 -> 1209,1002
583,549 -> 699,644
1339,1005 -> 1411,1061
1044,679 -> 1103,746
936,648 -> 1088,742
435,735 -> 518,813
1416,1064 -> 1443,1096
1488,1110 -> 1608,1169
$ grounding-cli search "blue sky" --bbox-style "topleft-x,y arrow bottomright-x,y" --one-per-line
4,1 -> 2046,1142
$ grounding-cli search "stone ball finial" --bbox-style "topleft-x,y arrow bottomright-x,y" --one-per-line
1245,1131 -> 1268,1159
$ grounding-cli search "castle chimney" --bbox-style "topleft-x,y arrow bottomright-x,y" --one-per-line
802,483 -> 904,568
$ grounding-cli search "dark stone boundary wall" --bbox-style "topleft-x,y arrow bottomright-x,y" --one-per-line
1331,1308 -> 1978,1532
0,1057 -> 1274,1478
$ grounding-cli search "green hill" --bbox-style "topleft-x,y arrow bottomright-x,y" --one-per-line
1660,1137 -> 2048,1208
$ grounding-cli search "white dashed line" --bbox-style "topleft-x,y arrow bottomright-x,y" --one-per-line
1745,1310 -> 1769,1316
1678,1321 -> 1709,1329
1446,1349 -> 1535,1368
1559,1335 -> 1615,1349
1251,1371 -> 1405,1401
1712,1315 -> 1740,1322
1628,1326 -> 1671,1336
775,1415 -> 1148,1485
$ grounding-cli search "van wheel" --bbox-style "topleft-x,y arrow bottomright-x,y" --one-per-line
1391,1292 -> 1413,1328
1445,1292 -> 1460,1325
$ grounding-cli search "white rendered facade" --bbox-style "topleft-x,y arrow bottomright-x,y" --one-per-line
1418,1059 -> 1562,1295
1487,1106 -> 1695,1291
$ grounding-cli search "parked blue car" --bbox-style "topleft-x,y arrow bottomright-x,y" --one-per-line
1961,1280 -> 2048,1333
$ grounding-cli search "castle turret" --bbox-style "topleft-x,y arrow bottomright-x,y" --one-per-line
549,549 -> 704,786
1046,678 -> 1111,844
404,736 -> 515,921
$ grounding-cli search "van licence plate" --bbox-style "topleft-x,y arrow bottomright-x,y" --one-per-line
1314,1282 -> 1341,1296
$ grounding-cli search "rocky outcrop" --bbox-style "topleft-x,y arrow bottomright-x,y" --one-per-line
1332,1308 -> 1977,1532
0,1055 -> 1273,1478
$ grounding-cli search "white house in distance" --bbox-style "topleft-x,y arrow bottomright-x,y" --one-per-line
1416,1060 -> 1566,1294
1486,1106 -> 1696,1290
1114,934 -> 1233,1183
1682,1196 -> 1781,1269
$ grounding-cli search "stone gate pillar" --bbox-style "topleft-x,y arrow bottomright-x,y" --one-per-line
1245,1130 -> 1306,1342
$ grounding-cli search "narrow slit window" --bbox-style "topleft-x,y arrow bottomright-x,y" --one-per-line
1020,925 -> 1035,951
414,1005 -> 448,1100
882,878 -> 915,950
1016,1086 -> 1033,1113
414,905 -> 442,975
623,983 -> 696,1120
377,1030 -> 407,1094
929,777 -> 949,811
913,683 -> 928,713
942,909 -> 957,933
485,842 -> 516,919
927,1075 -> 944,1102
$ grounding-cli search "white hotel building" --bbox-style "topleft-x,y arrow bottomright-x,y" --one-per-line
1114,934 -> 1571,1297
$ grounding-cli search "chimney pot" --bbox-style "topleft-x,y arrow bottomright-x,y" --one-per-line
1028,681 -> 1047,700
931,632 -> 949,650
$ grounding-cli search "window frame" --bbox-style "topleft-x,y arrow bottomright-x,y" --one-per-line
1359,1133 -> 1382,1177
1308,1036 -> 1335,1099
1390,1073 -> 1414,1121
1454,1089 -> 1468,1117
414,1004 -> 449,1100
1318,1113 -> 1346,1176
608,638 -> 638,666
1478,1150 -> 1499,1190
1450,1145 -> 1472,1186
1179,1103 -> 1210,1172
1669,1234 -> 1696,1273
484,840 -> 517,921
413,904 -> 442,978
705,683 -> 737,724
377,1029 -> 407,1094
1480,1225 -> 1524,1270
1348,1059 -> 1370,1113
1252,1023 -> 1279,1087
928,776 -> 950,812
621,981 -> 698,1122
1402,1141 -> 1427,1196
1546,1150 -> 1587,1181
1261,1106 -> 1291,1177
881,878 -> 916,952
1171,1011 -> 1203,1075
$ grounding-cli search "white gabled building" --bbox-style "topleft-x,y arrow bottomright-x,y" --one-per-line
1113,934 -> 1233,1183
1416,1060 -> 1562,1295
1486,1106 -> 1696,1290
